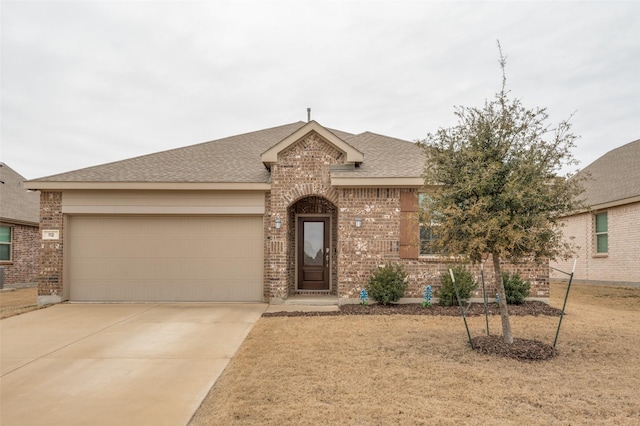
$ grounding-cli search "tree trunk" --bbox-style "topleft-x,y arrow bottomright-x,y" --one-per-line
492,253 -> 514,344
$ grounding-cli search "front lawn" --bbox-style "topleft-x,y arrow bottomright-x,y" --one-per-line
0,287 -> 42,319
189,282 -> 640,425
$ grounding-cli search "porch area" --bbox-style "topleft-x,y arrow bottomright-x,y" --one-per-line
265,294 -> 339,313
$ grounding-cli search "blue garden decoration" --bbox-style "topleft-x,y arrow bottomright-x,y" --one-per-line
359,289 -> 369,305
422,285 -> 433,307
496,292 -> 500,305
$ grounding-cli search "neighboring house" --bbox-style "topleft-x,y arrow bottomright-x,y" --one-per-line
0,163 -> 40,287
551,139 -> 640,285
26,121 -> 548,305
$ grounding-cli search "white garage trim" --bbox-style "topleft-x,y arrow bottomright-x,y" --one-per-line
67,215 -> 264,302
62,190 -> 266,214
63,205 -> 265,214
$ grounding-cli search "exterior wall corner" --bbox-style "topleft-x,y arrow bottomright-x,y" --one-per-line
37,191 -> 65,303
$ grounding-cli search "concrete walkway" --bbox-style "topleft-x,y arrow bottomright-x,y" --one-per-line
0,302 -> 266,426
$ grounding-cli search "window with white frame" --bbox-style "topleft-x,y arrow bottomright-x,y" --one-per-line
0,226 -> 12,261
594,212 -> 608,254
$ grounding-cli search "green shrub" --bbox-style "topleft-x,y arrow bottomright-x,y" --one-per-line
502,272 -> 531,305
438,265 -> 477,306
367,264 -> 408,305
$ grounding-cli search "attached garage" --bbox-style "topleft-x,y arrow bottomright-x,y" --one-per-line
67,215 -> 264,302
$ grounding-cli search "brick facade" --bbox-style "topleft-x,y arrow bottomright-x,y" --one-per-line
265,132 -> 343,302
265,133 -> 550,303
37,191 -> 64,304
550,201 -> 640,284
35,130 -> 550,304
336,187 -> 548,301
0,223 -> 39,285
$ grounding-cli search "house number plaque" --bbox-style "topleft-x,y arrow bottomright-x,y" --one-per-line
42,230 -> 60,240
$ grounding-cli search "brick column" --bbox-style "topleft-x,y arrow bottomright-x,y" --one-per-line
38,191 -> 64,305
264,191 -> 288,303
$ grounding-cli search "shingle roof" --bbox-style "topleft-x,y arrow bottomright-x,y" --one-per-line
29,122 -> 426,184
34,122 -> 310,183
0,163 -> 40,225
338,132 -> 425,178
577,139 -> 640,207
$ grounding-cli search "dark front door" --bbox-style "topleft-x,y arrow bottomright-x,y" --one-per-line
297,217 -> 330,290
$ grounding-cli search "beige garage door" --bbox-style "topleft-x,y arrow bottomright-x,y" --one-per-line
68,216 -> 263,302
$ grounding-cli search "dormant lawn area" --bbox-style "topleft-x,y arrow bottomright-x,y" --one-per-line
0,287 -> 42,319
190,282 -> 640,425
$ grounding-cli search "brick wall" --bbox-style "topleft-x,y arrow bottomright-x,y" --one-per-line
37,191 -> 64,303
264,132 -> 549,302
551,201 -> 640,284
264,132 -> 344,301
1,223 -> 39,285
392,259 -> 548,300
337,187 -> 549,300
337,187 -> 403,297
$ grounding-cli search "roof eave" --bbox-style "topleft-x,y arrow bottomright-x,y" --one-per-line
331,177 -> 425,188
0,217 -> 39,227
561,194 -> 640,216
23,181 -> 272,191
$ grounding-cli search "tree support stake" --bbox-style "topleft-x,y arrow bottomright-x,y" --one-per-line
480,262 -> 490,336
552,259 -> 577,348
450,268 -> 474,349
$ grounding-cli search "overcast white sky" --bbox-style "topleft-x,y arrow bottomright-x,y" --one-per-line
1,1 -> 638,180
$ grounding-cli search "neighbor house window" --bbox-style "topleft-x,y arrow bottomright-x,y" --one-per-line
419,193 -> 442,255
0,226 -> 11,261
595,212 -> 608,254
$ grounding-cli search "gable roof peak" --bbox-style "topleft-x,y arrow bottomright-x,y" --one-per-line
261,120 -> 364,168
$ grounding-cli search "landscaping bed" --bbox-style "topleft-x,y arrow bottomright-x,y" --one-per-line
263,300 -> 562,317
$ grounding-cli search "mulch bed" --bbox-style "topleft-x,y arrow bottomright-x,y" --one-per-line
263,301 -> 562,361
472,335 -> 559,361
262,301 -> 562,317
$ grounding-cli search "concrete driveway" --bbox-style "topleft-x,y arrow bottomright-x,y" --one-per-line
1,302 -> 266,426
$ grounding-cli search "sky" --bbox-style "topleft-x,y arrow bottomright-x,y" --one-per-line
1,0 -> 638,180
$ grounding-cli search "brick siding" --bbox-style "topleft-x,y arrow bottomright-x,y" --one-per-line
337,187 -> 402,297
551,201 -> 640,284
1,223 -> 39,285
265,134 -> 549,302
37,191 -> 64,301
35,132 -> 550,303
337,187 -> 548,300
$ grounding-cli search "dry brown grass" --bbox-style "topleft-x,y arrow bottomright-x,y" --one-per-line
190,282 -> 640,425
0,287 -> 42,319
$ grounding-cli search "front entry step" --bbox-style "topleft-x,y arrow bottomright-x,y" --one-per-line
265,294 -> 339,314
284,294 -> 338,306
